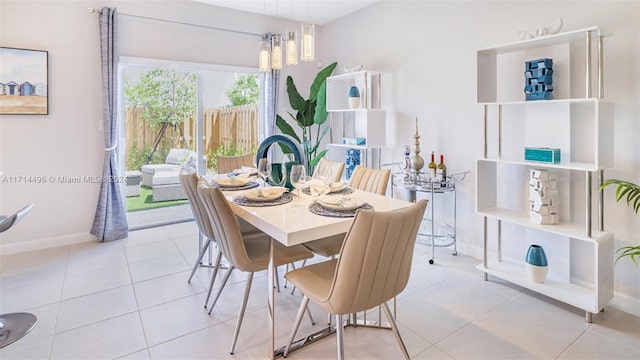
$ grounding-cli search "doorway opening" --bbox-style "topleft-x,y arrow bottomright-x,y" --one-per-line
119,57 -> 260,229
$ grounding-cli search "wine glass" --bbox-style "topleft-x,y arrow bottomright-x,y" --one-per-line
289,164 -> 307,201
257,158 -> 270,187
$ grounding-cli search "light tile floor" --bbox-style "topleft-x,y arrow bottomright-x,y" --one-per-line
1,221 -> 639,359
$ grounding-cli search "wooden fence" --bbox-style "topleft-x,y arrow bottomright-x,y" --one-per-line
125,104 -> 259,158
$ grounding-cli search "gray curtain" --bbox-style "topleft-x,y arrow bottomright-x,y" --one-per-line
91,7 -> 128,241
262,33 -> 280,139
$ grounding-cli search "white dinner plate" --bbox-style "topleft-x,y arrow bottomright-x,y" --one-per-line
212,177 -> 250,187
244,189 -> 284,202
318,196 -> 365,211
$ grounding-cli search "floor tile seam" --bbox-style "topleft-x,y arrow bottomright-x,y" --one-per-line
131,267 -> 194,284
144,321 -> 229,355
553,326 -> 591,359
135,289 -> 208,311
123,248 -> 152,352
52,308 -> 141,336
49,244 -> 72,359
585,325 -> 640,353
125,249 -> 186,266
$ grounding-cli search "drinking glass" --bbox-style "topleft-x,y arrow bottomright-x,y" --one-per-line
257,158 -> 270,187
289,164 -> 307,201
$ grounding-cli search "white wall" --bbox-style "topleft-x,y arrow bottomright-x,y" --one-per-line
319,1 -> 639,314
0,0 -> 319,251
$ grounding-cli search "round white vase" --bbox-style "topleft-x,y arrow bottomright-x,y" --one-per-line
525,263 -> 548,283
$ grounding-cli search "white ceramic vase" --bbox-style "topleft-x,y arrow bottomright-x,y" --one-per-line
348,97 -> 360,109
525,263 -> 548,283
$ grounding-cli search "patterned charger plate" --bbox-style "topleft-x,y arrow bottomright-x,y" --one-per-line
233,192 -> 293,207
308,201 -> 373,218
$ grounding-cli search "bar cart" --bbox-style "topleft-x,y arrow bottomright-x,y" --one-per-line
391,171 -> 468,264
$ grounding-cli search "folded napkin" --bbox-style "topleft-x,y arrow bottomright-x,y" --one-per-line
260,186 -> 289,197
235,166 -> 258,175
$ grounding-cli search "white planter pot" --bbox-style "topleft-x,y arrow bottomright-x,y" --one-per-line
525,263 -> 548,283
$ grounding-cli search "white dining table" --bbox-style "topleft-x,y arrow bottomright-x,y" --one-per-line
222,185 -> 412,359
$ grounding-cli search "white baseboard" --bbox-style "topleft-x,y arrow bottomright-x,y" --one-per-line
0,232 -> 96,255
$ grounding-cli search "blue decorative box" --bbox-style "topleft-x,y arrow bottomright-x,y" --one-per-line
525,58 -> 553,70
341,137 -> 366,145
524,147 -> 561,163
345,149 -> 361,179
524,58 -> 554,101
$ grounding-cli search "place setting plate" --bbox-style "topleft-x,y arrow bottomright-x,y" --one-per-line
309,195 -> 373,217
233,187 -> 293,207
211,177 -> 259,191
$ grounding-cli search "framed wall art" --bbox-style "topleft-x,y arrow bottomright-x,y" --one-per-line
0,47 -> 49,115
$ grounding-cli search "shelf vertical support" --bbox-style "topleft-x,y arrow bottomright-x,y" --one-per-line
497,220 -> 502,262
598,35 -> 604,99
586,172 -> 593,238
585,31 -> 592,98
598,169 -> 604,231
498,105 -> 502,159
483,216 -> 488,281
483,105 -> 488,158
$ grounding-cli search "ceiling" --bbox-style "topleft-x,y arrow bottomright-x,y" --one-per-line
192,0 -> 382,25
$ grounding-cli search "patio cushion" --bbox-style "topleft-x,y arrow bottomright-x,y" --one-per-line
165,148 -> 191,165
141,164 -> 181,175
152,171 -> 181,186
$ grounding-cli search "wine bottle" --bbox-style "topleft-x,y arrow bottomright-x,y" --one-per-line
436,154 -> 447,184
428,151 -> 437,179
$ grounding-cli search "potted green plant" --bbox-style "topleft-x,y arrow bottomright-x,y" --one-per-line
276,62 -> 337,175
600,179 -> 640,264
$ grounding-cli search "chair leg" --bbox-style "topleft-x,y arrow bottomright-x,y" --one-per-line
382,302 -> 410,360
284,294 -> 309,358
230,272 -> 254,354
188,238 -> 212,283
207,265 -> 235,315
336,314 -> 344,360
203,251 -> 223,308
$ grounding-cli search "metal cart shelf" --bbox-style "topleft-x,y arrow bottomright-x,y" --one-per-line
391,171 -> 468,264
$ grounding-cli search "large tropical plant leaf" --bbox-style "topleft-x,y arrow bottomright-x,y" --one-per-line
314,81 -> 328,125
286,76 -> 306,112
309,62 -> 337,102
276,115 -> 301,143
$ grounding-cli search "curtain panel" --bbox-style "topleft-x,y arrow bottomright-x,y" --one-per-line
90,7 -> 128,241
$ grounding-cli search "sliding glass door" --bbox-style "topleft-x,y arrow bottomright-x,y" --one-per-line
118,57 -> 260,229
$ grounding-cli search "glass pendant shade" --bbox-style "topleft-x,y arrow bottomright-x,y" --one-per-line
271,35 -> 283,70
286,31 -> 298,65
301,23 -> 315,62
258,39 -> 270,72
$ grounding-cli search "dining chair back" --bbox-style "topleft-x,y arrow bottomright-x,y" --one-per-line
284,199 -> 428,359
217,153 -> 255,174
312,157 -> 345,183
347,165 -> 390,195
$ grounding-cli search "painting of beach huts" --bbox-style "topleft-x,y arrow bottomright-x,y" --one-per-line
0,47 -> 48,115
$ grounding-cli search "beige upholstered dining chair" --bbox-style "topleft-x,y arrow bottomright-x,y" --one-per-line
217,153 -> 255,174
179,170 -> 261,309
196,180 -> 315,354
284,200 -> 428,360
312,157 -> 345,183
303,165 -> 392,258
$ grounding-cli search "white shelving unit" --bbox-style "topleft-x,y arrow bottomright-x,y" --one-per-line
475,27 -> 614,322
325,71 -> 385,172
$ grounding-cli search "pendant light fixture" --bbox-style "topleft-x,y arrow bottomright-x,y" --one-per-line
301,0 -> 315,62
271,34 -> 283,70
285,0 -> 298,65
286,31 -> 298,65
258,36 -> 270,72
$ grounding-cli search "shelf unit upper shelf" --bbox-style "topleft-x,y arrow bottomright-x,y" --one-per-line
477,26 -> 601,55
